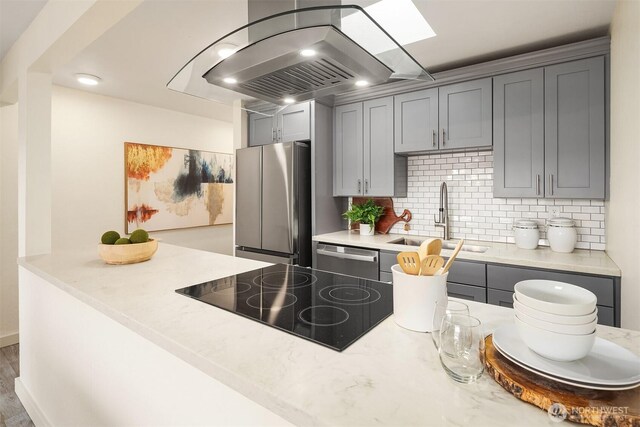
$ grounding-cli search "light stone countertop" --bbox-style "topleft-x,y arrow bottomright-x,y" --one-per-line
19,243 -> 636,427
313,230 -> 621,277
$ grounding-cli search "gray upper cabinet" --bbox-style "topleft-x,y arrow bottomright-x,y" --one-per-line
364,97 -> 395,196
394,89 -> 439,153
545,57 -> 605,199
249,111 -> 276,146
278,102 -> 311,142
493,68 -> 545,198
248,101 -> 311,146
334,102 -> 363,196
334,98 -> 406,197
439,78 -> 492,150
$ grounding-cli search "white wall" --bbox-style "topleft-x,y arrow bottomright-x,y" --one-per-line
51,86 -> 234,254
607,0 -> 640,331
1,86 -> 234,346
0,103 -> 19,346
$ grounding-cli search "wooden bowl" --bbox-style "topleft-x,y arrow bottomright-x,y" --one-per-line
98,239 -> 158,265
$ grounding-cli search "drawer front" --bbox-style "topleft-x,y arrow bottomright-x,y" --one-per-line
380,251 -> 399,273
448,283 -> 487,303
380,271 -> 393,283
596,306 -> 614,327
487,264 -> 614,307
446,259 -> 486,287
487,289 -> 515,309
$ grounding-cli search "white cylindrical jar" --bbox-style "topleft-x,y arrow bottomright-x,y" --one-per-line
513,220 -> 539,249
547,217 -> 577,253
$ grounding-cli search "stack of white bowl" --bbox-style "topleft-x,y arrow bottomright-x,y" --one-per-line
512,280 -> 597,362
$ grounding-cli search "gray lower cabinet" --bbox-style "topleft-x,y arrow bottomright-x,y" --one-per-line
493,68 -> 545,198
487,289 -> 515,308
487,264 -> 618,327
334,98 -> 406,197
377,249 -> 619,326
394,89 -> 439,153
545,57 -> 605,199
248,102 -> 311,146
438,78 -> 492,150
448,283 -> 487,303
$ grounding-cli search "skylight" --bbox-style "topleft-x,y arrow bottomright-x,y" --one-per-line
341,0 -> 436,54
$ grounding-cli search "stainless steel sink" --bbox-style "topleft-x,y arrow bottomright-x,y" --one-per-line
387,237 -> 424,246
441,241 -> 490,253
387,237 -> 490,253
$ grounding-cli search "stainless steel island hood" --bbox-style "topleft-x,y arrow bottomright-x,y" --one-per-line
168,1 -> 434,105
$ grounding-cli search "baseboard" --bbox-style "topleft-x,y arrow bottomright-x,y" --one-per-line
15,378 -> 52,427
0,332 -> 19,348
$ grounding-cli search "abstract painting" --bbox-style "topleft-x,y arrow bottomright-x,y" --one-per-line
125,142 -> 234,233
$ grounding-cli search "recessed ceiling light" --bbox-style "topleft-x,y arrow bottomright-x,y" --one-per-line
222,77 -> 237,84
300,49 -> 316,57
76,74 -> 101,86
283,97 -> 295,104
355,80 -> 369,87
216,43 -> 238,59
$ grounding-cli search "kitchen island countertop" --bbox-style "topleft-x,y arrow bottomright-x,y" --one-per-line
18,243 -> 636,426
313,230 -> 621,277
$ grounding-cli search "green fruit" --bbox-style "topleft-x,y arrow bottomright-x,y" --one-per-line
114,238 -> 131,245
101,230 -> 120,245
129,229 -> 149,244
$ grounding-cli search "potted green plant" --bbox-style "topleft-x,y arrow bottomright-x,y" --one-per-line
343,199 -> 385,236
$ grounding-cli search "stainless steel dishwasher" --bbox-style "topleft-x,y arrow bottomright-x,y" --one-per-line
315,243 -> 379,280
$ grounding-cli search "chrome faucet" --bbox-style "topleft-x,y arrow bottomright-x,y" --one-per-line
434,182 -> 450,240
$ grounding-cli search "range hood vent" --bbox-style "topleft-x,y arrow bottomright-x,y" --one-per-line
168,4 -> 433,106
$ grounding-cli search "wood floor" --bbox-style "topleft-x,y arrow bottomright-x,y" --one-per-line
0,345 -> 33,427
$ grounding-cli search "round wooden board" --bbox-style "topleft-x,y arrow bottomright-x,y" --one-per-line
484,335 -> 640,426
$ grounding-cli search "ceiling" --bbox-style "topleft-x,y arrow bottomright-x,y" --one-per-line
50,0 -> 615,121
0,0 -> 47,61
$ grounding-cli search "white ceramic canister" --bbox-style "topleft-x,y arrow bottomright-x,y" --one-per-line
513,220 -> 540,250
391,264 -> 448,332
546,217 -> 577,253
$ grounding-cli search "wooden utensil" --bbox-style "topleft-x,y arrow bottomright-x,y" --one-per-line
417,238 -> 443,260
396,252 -> 421,275
420,255 -> 445,276
417,238 -> 432,260
440,239 -> 464,275
427,239 -> 442,256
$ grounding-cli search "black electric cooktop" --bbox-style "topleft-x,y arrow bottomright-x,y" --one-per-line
175,264 -> 393,351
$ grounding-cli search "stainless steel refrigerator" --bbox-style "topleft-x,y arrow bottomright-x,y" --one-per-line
235,141 -> 311,266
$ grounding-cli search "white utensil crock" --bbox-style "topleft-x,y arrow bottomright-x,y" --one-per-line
391,264 -> 448,332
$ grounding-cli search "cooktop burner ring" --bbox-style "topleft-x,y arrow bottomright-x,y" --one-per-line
298,305 -> 349,327
246,291 -> 297,310
253,271 -> 318,289
210,281 -> 253,295
318,285 -> 382,306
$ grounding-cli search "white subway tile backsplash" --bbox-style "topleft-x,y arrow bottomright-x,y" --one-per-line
391,151 -> 606,250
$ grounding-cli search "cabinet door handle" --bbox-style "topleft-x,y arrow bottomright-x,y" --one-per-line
550,174 -> 554,196
432,130 -> 437,148
272,129 -> 276,143
441,128 -> 446,146
357,179 -> 361,194
365,179 -> 369,194
536,174 -> 540,196
277,128 -> 281,142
